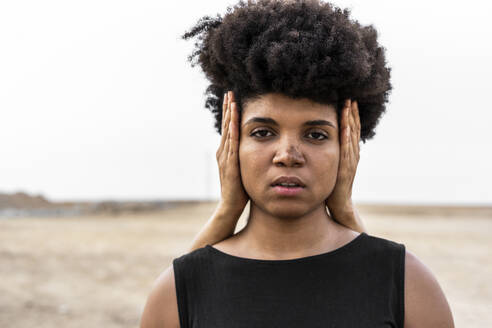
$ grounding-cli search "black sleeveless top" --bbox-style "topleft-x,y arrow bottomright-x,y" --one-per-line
173,232 -> 405,328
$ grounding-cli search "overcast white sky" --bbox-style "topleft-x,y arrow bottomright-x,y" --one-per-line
1,0 -> 491,205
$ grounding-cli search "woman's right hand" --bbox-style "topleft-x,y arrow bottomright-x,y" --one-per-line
216,91 -> 250,218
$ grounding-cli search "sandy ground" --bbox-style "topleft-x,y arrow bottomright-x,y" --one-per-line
0,202 -> 491,327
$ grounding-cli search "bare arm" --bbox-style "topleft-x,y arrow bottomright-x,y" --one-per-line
188,204 -> 242,252
346,205 -> 366,233
140,265 -> 180,328
404,250 -> 455,327
328,201 -> 367,233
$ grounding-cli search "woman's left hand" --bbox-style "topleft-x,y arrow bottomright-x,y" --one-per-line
325,99 -> 361,226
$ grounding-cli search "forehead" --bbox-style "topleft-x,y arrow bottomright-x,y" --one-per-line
242,93 -> 338,127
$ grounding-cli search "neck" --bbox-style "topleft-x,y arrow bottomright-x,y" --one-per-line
235,201 -> 344,258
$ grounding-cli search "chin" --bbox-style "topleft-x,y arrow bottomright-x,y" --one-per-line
264,201 -> 315,220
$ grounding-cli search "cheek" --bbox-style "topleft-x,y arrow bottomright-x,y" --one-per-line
314,148 -> 340,194
238,142 -> 262,192
239,140 -> 276,203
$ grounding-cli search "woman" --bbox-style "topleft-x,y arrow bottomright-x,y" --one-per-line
140,1 -> 454,327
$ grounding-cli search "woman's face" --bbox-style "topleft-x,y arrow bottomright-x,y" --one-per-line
239,92 -> 340,219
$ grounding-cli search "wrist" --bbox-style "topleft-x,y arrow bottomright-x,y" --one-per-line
215,201 -> 245,221
327,199 -> 354,217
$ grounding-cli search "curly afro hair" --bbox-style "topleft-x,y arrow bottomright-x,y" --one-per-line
181,0 -> 392,143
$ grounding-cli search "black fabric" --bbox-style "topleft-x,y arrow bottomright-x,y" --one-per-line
173,232 -> 405,328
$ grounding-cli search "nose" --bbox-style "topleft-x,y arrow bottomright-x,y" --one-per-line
272,139 -> 305,167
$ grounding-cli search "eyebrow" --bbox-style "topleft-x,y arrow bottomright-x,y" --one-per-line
243,117 -> 337,129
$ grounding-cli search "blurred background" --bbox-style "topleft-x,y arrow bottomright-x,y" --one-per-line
1,0 -> 491,327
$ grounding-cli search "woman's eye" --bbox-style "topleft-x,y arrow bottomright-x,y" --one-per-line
308,132 -> 328,140
251,129 -> 273,138
250,129 -> 328,140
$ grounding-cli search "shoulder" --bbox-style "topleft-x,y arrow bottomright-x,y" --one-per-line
139,264 -> 180,328
139,248 -> 210,328
404,249 -> 455,328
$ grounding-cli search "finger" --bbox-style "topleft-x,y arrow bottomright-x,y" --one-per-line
352,100 -> 361,143
222,92 -> 228,133
345,123 -> 351,162
347,118 -> 359,163
344,106 -> 354,165
218,92 -> 230,152
341,105 -> 351,162
353,125 -> 360,161
347,101 -> 357,143
223,92 -> 233,155
347,123 -> 356,172
229,91 -> 237,143
350,101 -> 361,160
340,99 -> 350,144
348,107 -> 360,160
346,106 -> 356,168
349,112 -> 358,149
345,102 -> 352,150
230,102 -> 239,156
226,118 -> 232,157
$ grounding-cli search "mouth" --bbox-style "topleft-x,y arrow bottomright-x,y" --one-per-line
270,183 -> 305,188
271,184 -> 305,196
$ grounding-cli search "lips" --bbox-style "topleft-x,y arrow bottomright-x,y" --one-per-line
271,176 -> 306,188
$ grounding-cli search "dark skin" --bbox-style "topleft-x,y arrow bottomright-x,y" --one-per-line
221,91 -> 364,225
139,93 -> 454,328
210,92 -> 360,259
187,91 -> 365,253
